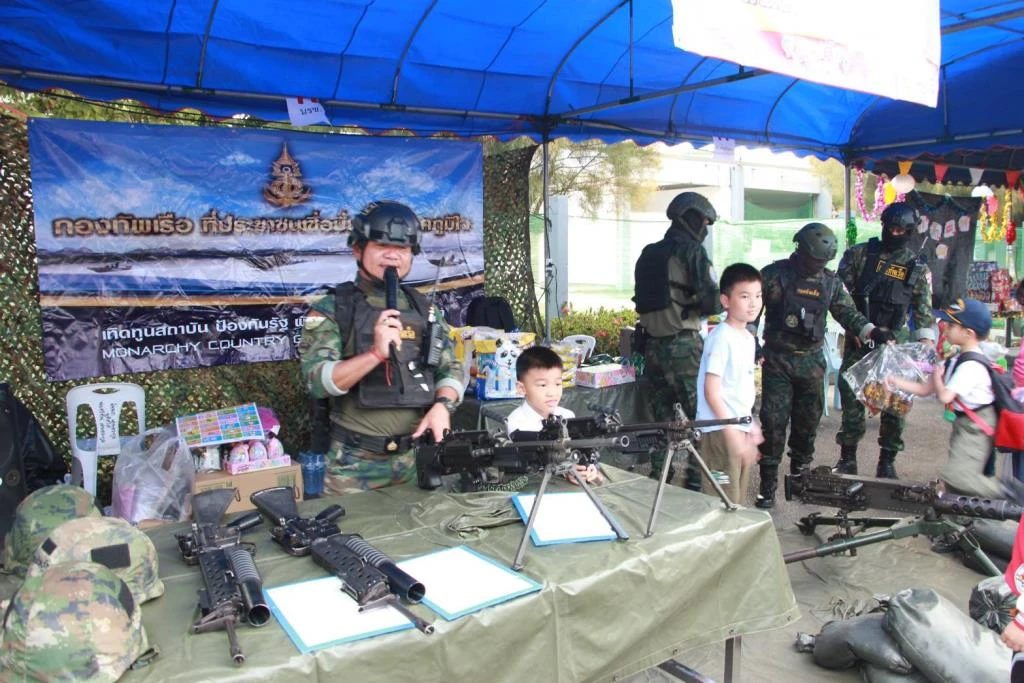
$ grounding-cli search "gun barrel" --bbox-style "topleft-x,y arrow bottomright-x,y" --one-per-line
932,493 -> 1024,521
343,535 -> 425,602
225,547 -> 271,627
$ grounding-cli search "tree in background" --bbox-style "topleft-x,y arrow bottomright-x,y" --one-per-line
486,138 -> 661,217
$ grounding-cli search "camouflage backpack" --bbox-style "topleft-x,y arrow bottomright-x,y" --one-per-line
0,560 -> 155,681
2,484 -> 100,574
26,516 -> 165,604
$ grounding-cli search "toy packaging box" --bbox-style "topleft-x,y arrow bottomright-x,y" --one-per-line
575,363 -> 636,388
548,341 -> 582,388
474,332 -> 536,399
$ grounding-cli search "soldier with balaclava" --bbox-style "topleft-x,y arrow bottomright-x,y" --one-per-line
755,223 -> 888,509
834,202 -> 935,479
633,191 -> 722,490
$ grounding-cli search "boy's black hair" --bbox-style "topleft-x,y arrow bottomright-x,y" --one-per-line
720,262 -> 762,295
516,346 -> 564,380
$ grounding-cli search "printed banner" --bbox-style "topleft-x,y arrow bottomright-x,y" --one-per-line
671,0 -> 940,107
29,119 -> 484,381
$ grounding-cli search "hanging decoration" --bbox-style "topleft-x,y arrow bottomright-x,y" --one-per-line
1002,188 -> 1012,242
854,167 -> 888,220
979,199 -> 991,242
1008,220 -> 1017,247
883,181 -> 897,205
846,217 -> 858,249
1008,170 -> 1021,189
933,163 -> 949,184
891,161 -> 915,195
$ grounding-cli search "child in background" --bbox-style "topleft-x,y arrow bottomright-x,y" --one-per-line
506,346 -> 603,484
694,263 -> 764,504
889,298 -> 1001,499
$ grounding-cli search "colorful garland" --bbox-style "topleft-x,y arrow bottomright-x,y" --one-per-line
854,167 -> 888,221
846,218 -> 858,248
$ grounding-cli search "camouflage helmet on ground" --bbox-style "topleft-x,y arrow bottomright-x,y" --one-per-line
347,200 -> 422,254
666,191 -> 718,225
27,516 -> 165,604
3,484 -> 100,574
0,560 -> 153,682
793,222 -> 838,261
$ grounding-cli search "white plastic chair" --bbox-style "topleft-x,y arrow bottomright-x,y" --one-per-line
560,334 -> 597,363
66,383 -> 146,495
822,326 -> 843,416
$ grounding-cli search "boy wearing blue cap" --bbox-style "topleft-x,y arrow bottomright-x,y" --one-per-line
889,298 -> 1002,498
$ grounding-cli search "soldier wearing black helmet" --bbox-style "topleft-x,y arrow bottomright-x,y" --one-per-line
633,191 -> 722,489
834,202 -> 934,479
755,223 -> 886,508
298,200 -> 463,494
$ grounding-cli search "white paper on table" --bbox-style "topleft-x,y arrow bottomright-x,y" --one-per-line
397,545 -> 541,620
511,491 -> 620,546
265,576 -> 413,653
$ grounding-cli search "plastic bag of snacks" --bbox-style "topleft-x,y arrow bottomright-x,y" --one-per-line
843,344 -> 927,417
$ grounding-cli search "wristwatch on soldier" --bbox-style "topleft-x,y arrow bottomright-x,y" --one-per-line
433,395 -> 457,414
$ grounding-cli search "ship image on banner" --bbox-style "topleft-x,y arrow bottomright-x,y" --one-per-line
28,119 -> 484,381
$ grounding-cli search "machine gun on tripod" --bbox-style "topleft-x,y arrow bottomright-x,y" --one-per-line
583,403 -> 752,535
175,488 -> 271,666
249,486 -> 433,634
416,418 -> 632,570
782,466 -> 1023,576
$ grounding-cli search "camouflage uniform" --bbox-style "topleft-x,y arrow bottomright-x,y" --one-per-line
0,560 -> 153,681
759,255 -> 871,471
299,277 -> 463,494
2,484 -> 100,574
27,516 -> 165,604
835,241 -> 935,453
637,232 -> 721,486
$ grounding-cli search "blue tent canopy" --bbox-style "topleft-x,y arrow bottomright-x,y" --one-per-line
1,0 -> 1023,162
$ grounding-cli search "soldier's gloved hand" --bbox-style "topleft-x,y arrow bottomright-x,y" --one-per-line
869,327 -> 896,345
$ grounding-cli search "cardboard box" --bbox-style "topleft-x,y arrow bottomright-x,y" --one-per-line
192,463 -> 302,515
575,363 -> 636,388
224,454 -> 292,475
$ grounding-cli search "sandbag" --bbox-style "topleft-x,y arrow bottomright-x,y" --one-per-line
812,613 -> 913,673
883,587 -> 1010,683
970,575 -> 1016,633
861,663 -> 929,683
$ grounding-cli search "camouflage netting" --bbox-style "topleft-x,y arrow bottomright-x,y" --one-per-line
483,145 -> 543,335
0,114 -> 537,503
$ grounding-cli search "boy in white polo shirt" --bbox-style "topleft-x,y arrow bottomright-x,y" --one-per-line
695,263 -> 763,504
506,346 -> 602,484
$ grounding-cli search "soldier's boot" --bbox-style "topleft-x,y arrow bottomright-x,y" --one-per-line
834,444 -> 858,475
755,464 -> 779,509
876,449 -> 898,479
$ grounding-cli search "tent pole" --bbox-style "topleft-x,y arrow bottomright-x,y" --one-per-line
843,162 -> 853,248
542,133 -> 552,340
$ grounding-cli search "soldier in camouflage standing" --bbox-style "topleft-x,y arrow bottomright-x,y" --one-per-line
300,200 -> 463,495
634,192 -> 722,490
835,202 -> 934,479
756,223 -> 890,509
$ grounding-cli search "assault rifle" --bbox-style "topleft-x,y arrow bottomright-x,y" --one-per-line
417,418 -> 632,569
175,488 -> 271,666
782,466 -> 1024,576
249,486 -> 433,634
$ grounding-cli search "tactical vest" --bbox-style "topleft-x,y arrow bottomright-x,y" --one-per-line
851,238 -> 918,330
333,282 -> 435,409
765,260 -> 834,344
633,235 -> 699,315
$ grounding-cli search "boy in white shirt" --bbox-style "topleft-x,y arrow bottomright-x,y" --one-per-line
695,263 -> 764,504
506,346 -> 603,484
889,298 -> 1000,498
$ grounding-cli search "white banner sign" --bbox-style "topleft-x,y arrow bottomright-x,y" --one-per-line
671,0 -> 940,107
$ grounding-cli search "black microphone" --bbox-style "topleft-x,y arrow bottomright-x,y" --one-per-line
384,267 -> 399,310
